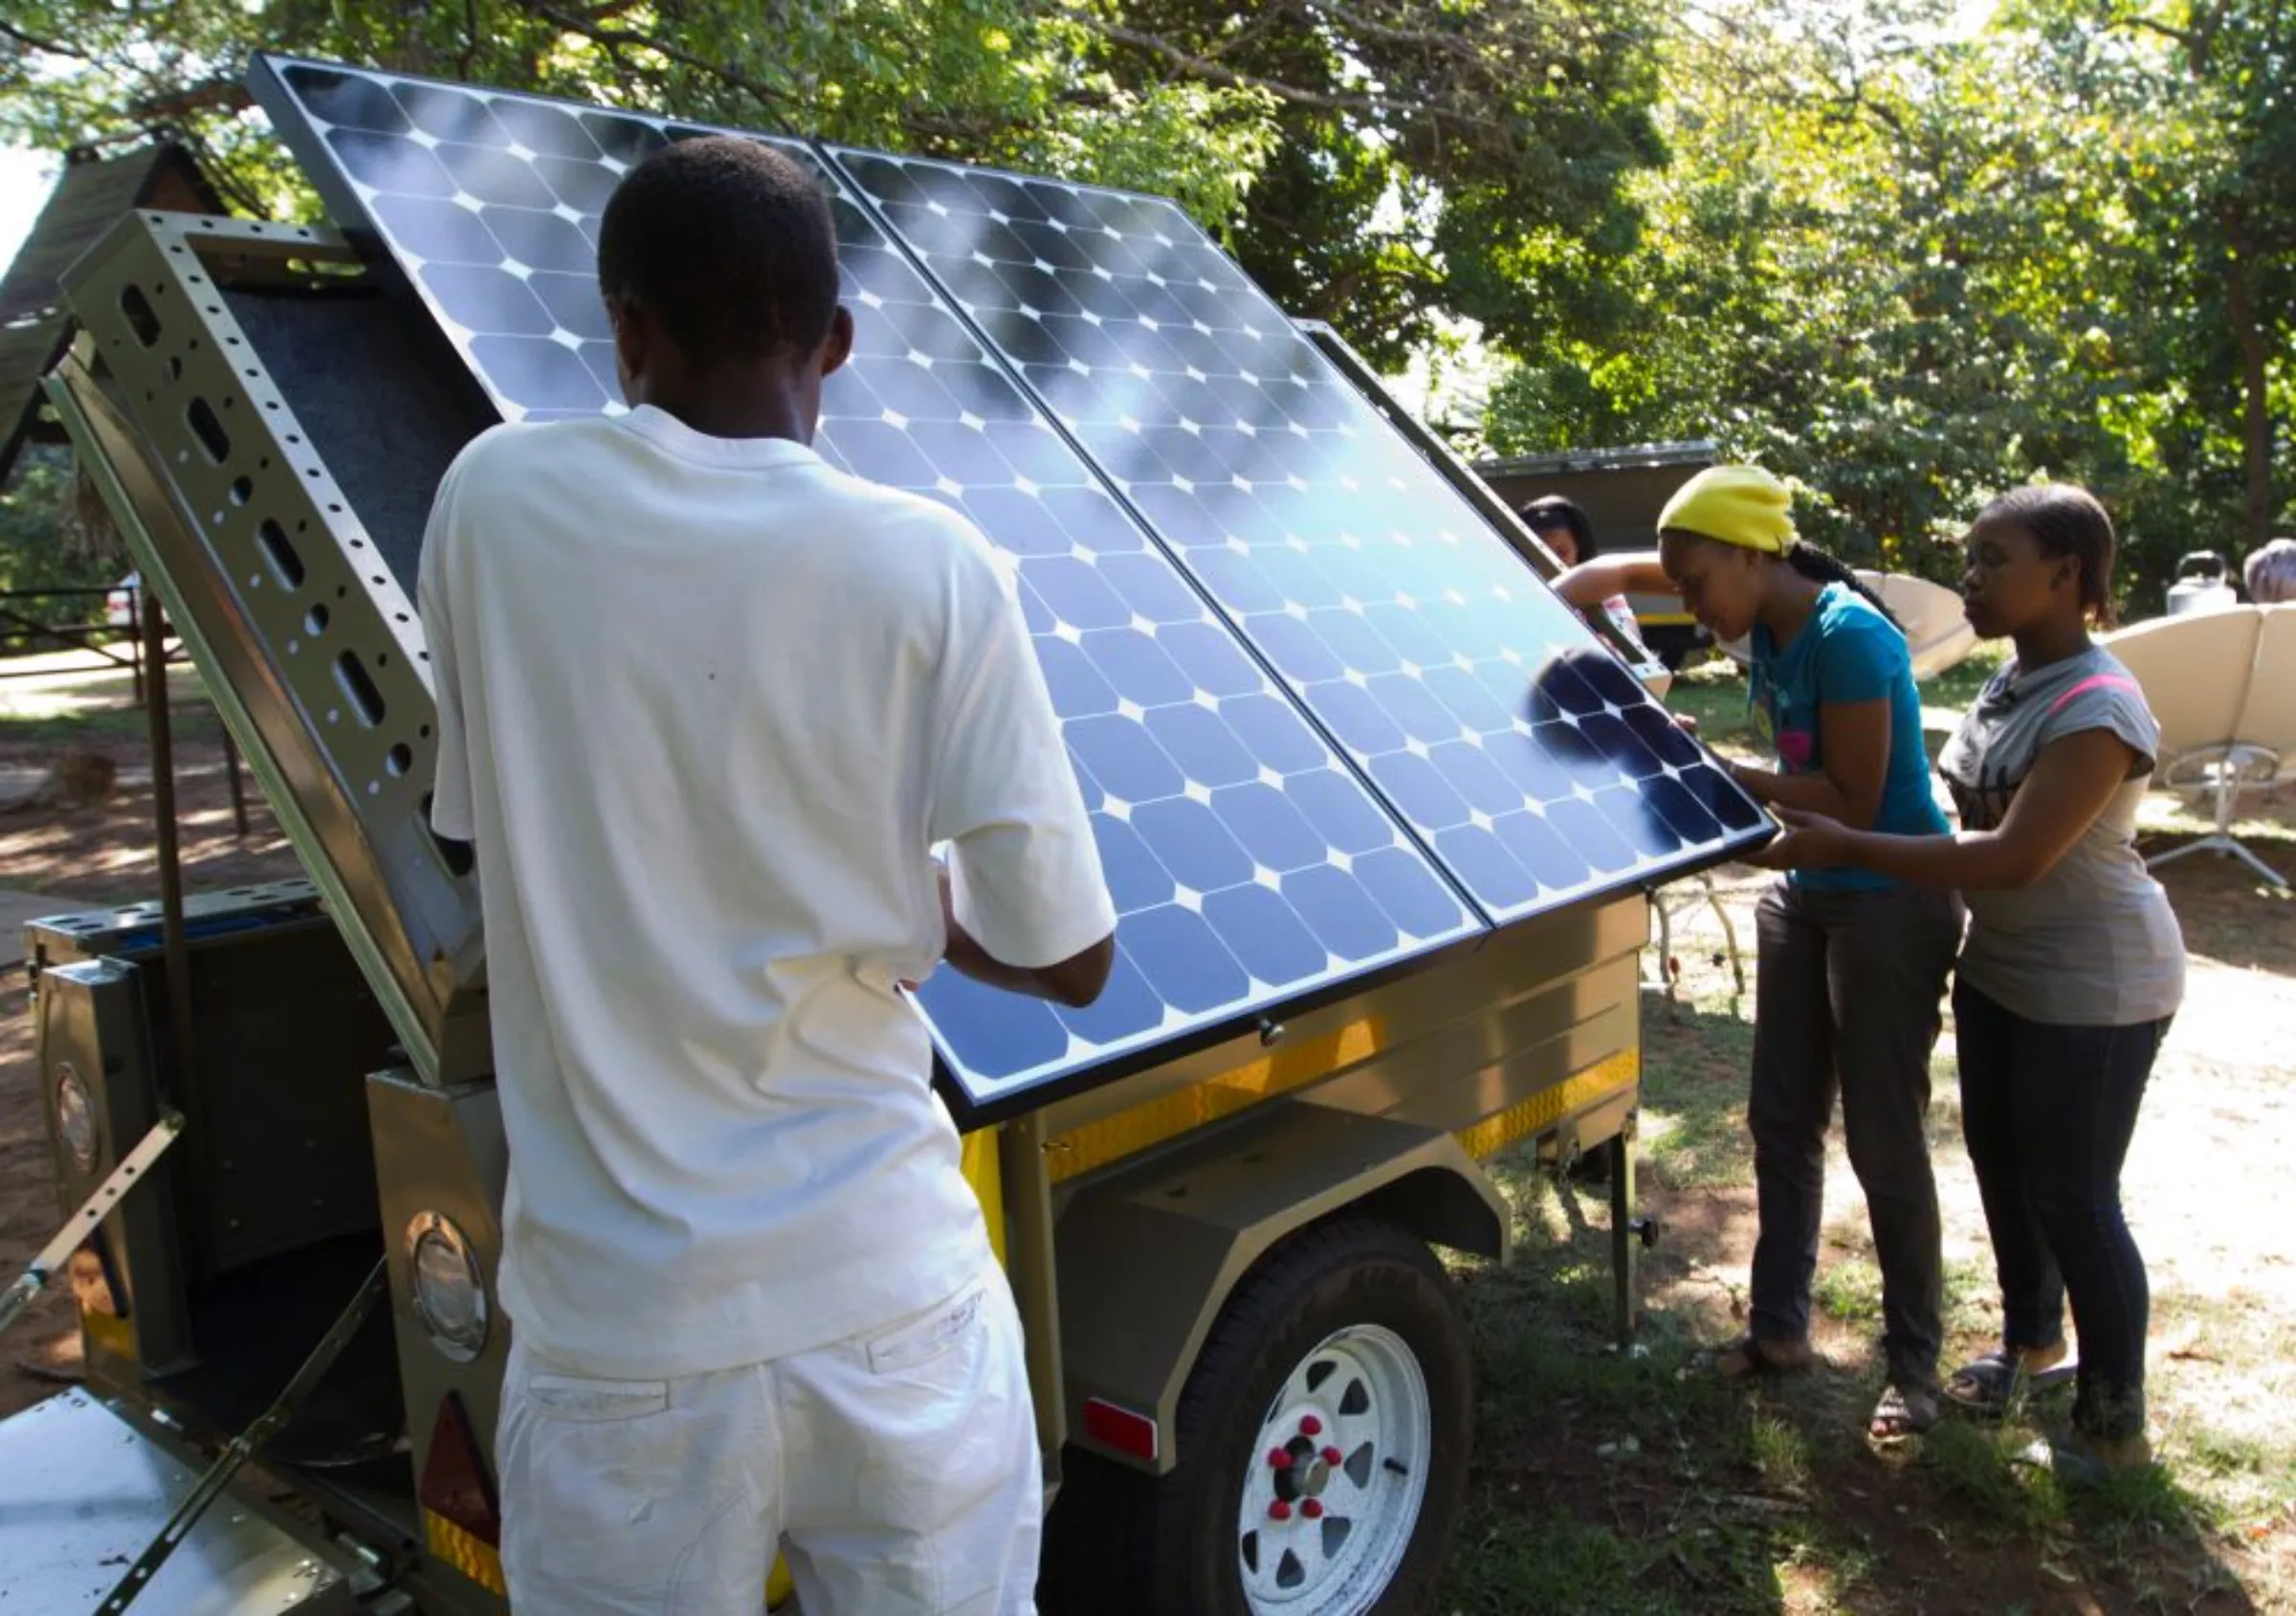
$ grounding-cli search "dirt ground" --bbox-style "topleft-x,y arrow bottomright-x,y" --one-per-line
3,684 -> 2292,1613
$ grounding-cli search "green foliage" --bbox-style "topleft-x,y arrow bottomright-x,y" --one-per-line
0,0 -> 1289,232
0,446 -> 111,611
1484,2 -> 2295,606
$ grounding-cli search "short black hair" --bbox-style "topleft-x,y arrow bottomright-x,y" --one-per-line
1519,494 -> 1598,560
596,136 -> 840,365
1976,483 -> 2118,626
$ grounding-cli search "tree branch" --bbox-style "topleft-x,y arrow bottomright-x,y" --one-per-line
0,16 -> 89,60
510,1 -> 806,118
1067,9 -> 1508,131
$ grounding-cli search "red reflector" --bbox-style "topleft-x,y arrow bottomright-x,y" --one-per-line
1082,1397 -> 1159,1462
419,1391 -> 501,1548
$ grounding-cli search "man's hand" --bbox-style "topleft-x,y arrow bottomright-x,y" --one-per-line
1752,807 -> 1854,872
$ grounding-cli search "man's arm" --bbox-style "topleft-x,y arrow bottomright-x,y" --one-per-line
927,537 -> 1117,1008
935,863 -> 1113,1007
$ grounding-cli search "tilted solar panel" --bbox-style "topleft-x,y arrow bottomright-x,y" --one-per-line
822,147 -> 1773,922
249,56 -> 1484,1116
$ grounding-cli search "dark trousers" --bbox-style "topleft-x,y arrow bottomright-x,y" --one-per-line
1954,982 -> 2168,1441
1749,880 -> 1962,1387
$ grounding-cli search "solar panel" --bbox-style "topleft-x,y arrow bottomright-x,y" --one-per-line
824,148 -> 1773,920
249,57 -> 1482,1114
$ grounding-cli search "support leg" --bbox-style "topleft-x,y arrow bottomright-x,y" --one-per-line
1610,1112 -> 1642,1347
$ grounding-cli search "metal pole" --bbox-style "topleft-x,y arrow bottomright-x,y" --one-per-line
140,589 -> 202,1184
218,714 -> 250,838
129,585 -> 144,709
1000,1111 -> 1069,1502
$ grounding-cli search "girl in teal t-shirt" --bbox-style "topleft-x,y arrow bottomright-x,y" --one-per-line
1556,465 -> 1961,1439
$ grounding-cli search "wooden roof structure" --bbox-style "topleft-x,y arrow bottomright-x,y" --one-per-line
0,143 -> 226,481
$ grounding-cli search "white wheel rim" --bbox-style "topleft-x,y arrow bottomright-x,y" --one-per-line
1235,1323 -> 1432,1614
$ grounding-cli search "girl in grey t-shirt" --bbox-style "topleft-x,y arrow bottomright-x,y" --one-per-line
1763,484 -> 2185,1479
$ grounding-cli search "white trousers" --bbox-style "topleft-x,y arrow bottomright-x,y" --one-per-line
497,1267 -> 1041,1615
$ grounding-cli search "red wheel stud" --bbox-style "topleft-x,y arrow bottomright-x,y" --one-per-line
1267,1446 -> 1293,1469
1299,1415 -> 1323,1437
1322,1446 -> 1344,1467
1302,1499 -> 1325,1520
1268,1499 -> 1292,1521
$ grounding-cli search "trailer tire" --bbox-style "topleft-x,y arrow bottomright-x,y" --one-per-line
1042,1217 -> 1471,1616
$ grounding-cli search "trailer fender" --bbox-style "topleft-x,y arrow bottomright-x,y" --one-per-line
1052,1098 -> 1507,1475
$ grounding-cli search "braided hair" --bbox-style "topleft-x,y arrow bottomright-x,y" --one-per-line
1780,541 -> 1902,631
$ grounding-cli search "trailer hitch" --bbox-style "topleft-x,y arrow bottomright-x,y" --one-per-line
92,1257 -> 388,1615
0,1111 -> 185,1341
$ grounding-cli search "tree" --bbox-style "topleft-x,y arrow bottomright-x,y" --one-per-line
2002,0 -> 2295,557
0,447 -> 115,623
0,2 -> 1284,232
1078,0 -> 1674,369
0,1 -> 1678,374
1480,0 -> 2292,606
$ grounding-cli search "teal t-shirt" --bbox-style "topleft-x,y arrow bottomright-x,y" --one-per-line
1749,583 -> 1949,891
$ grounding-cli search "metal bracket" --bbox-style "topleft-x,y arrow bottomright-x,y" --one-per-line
93,1257 -> 388,1615
0,1111 -> 184,1340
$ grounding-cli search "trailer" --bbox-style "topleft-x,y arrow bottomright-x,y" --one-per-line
3,55 -> 1773,1615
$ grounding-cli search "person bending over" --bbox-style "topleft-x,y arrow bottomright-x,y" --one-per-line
1556,466 -> 1962,1440
417,137 -> 1115,1614
1765,485 -> 2184,1479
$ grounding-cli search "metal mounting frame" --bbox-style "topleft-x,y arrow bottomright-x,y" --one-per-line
50,210 -> 490,1085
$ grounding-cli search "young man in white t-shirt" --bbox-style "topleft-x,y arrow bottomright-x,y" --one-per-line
416,135 -> 1116,1615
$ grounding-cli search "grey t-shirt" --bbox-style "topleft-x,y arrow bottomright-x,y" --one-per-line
1936,646 -> 2186,1027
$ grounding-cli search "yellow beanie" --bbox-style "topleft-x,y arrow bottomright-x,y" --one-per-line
1657,465 -> 1796,555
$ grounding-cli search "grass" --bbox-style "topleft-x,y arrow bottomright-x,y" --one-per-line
1436,798 -> 2292,1614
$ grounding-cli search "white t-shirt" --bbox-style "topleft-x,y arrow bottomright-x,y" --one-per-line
417,404 -> 1115,1381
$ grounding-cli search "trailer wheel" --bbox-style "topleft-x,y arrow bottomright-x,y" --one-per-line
1044,1218 -> 1471,1616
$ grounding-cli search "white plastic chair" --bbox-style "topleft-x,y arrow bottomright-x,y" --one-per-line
2106,606 -> 2287,889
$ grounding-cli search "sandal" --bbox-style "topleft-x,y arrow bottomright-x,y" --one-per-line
1869,1382 -> 1941,1441
1708,1333 -> 1814,1380
1942,1346 -> 2076,1418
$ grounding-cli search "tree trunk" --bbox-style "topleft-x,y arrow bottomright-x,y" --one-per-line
2224,217 -> 2276,552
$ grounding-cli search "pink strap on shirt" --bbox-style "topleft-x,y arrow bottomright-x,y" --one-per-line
2046,674 -> 2138,717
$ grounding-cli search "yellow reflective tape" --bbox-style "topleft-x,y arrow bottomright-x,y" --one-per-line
1452,1051 -> 1639,1162
424,1510 -> 504,1597
426,1512 -> 797,1608
1048,1019 -> 1383,1184
961,1124 -> 1005,1269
